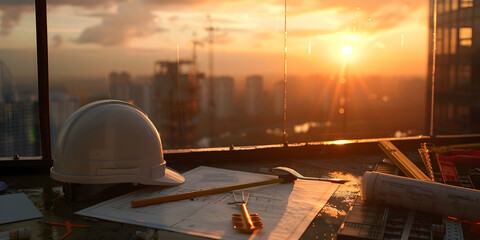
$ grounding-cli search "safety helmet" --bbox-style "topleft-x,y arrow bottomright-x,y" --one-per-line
50,100 -> 185,186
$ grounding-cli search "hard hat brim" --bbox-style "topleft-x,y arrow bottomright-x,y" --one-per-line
141,167 -> 185,186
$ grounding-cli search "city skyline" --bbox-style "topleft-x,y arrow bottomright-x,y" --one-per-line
0,54 -> 427,155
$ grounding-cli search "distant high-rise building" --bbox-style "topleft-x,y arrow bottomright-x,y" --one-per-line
199,77 -> 210,114
427,0 -> 480,134
215,76 -> 234,119
131,77 -> 153,116
109,71 -> 133,101
274,81 -> 284,116
0,59 -> 17,102
0,60 -> 39,157
245,75 -> 264,116
152,60 -> 201,149
0,101 -> 41,157
50,93 -> 80,148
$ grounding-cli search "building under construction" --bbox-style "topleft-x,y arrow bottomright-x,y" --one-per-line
152,60 -> 203,149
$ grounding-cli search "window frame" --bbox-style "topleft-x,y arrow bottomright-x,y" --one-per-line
0,0 -> 52,164
35,0 -> 53,163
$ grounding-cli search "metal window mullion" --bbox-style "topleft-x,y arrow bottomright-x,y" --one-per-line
35,0 -> 52,162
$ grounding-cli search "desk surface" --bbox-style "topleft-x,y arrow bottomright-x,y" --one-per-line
0,144 -> 411,240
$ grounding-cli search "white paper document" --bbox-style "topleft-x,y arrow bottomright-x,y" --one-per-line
77,166 -> 338,239
0,193 -> 43,224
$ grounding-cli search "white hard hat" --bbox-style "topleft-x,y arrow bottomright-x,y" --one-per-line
50,100 -> 185,186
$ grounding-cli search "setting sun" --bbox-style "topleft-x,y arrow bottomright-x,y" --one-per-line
342,46 -> 353,56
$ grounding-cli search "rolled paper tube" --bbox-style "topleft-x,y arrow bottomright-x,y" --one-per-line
361,171 -> 480,222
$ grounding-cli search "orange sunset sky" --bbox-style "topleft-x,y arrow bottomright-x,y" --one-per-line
0,0 -> 428,80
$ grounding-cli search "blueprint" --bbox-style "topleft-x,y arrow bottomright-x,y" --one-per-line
76,166 -> 338,240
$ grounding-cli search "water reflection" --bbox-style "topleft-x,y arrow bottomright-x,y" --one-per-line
321,203 -> 347,218
318,172 -> 361,218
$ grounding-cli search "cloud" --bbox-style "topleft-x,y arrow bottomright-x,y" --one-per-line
289,0 -> 425,35
363,3 -> 423,33
0,5 -> 31,36
201,31 -> 234,45
168,15 -> 179,23
254,31 -> 279,40
287,29 -> 337,38
75,1 -> 161,46
0,0 -> 165,45
1,0 -> 426,45
0,0 -> 122,8
271,0 -> 425,41
283,0 -> 424,15
0,0 -> 122,35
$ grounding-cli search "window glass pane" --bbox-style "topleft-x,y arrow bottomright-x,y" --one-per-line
452,0 -> 459,10
444,27 -> 449,53
460,0 -> 474,8
457,64 -> 471,89
459,27 -> 472,39
450,28 -> 457,54
45,1 -> 294,150
459,27 -> 472,46
435,3 -> 473,137
8,0 -> 479,150
40,0 -> 429,149
449,65 -> 456,89
286,2 -> 428,141
438,0 -> 445,14
437,28 -> 444,55
0,1 -> 41,158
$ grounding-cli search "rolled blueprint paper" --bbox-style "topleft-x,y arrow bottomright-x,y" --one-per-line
361,171 -> 480,222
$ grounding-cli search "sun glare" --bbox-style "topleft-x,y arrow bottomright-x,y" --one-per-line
342,45 -> 353,56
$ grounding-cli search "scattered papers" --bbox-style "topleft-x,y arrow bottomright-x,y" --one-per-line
0,193 -> 43,224
77,166 -> 338,240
